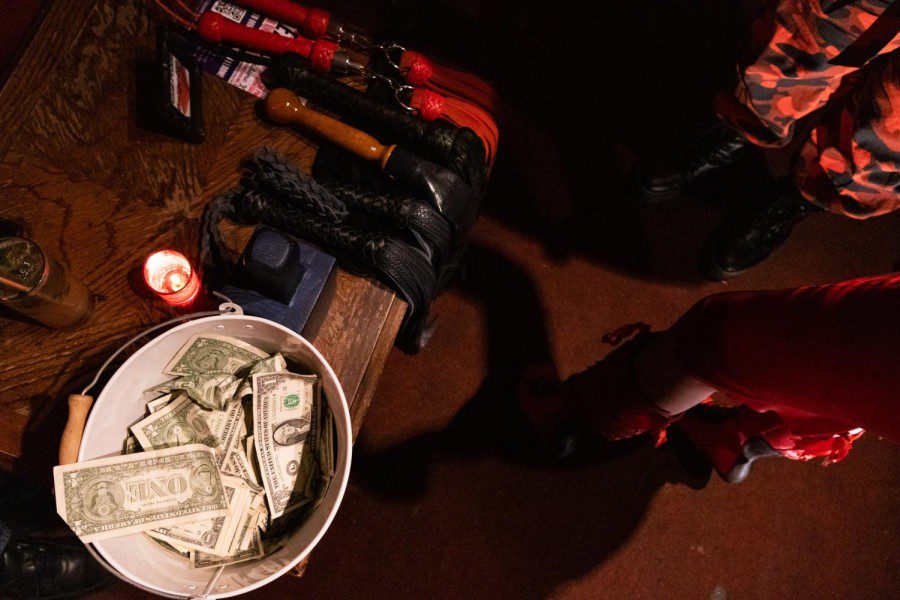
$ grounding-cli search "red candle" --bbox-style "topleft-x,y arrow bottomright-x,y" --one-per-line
143,250 -> 200,305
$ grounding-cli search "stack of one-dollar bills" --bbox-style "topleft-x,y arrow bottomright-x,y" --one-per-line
53,334 -> 336,569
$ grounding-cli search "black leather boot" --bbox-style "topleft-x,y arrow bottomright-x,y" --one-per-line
701,178 -> 819,280
635,121 -> 751,204
0,536 -> 114,599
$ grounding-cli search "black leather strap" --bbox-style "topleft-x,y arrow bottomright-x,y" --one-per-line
270,54 -> 487,195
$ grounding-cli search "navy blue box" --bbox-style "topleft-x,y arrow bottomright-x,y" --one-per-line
220,227 -> 336,333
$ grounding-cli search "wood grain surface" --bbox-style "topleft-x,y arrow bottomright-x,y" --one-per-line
0,0 -> 405,473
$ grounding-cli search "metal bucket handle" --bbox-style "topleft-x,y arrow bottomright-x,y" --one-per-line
58,297 -> 243,467
59,297 -> 243,599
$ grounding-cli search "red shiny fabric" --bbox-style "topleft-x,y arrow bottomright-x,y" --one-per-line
670,273 -> 900,463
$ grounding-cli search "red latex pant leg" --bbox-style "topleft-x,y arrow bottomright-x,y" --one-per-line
669,273 -> 900,466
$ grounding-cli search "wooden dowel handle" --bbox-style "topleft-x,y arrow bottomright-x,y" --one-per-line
59,394 -> 93,465
264,88 -> 395,169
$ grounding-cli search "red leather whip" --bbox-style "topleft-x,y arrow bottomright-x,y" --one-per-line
410,89 -> 498,171
225,0 -> 334,39
399,51 -> 499,115
149,2 -> 498,161
197,8 -> 498,161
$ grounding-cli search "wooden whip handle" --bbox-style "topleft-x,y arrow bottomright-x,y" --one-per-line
59,394 -> 93,465
264,88 -> 395,169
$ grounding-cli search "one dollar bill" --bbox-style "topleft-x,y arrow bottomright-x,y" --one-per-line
148,474 -> 254,557
252,372 -> 318,519
191,531 -> 265,569
130,394 -> 219,454
53,445 -> 228,543
164,334 -> 268,377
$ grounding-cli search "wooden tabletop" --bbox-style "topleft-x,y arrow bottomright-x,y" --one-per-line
0,0 -> 405,471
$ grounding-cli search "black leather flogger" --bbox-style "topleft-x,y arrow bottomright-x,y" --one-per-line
245,148 -> 350,223
378,141 -> 478,235
202,185 -> 438,352
262,87 -> 481,238
246,148 -> 453,278
322,182 -> 453,272
312,143 -> 478,238
310,51 -> 488,246
269,54 -> 487,196
323,180 -> 466,292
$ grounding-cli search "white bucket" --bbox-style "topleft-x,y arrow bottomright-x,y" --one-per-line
77,313 -> 352,598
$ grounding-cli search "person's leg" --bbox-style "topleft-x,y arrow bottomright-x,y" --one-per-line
698,175 -> 821,280
666,272 -> 900,473
703,49 -> 900,278
630,331 -> 717,415
696,2 -> 900,278
520,323 -> 717,456
521,273 -> 899,467
638,0 -> 899,203
670,273 -> 900,436
519,325 -> 695,456
792,52 -> 900,218
716,0 -> 899,147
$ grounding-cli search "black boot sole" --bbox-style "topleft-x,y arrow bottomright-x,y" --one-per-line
698,231 -> 748,281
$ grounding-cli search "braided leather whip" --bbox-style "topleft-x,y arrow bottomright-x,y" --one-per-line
324,182 -> 451,248
245,147 -> 349,223
247,148 -> 453,272
200,185 -> 438,351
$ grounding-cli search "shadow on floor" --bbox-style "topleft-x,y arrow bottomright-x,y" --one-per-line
320,3 -> 756,589
273,2 -> 897,598
313,3 -> 797,561
344,243 -> 709,596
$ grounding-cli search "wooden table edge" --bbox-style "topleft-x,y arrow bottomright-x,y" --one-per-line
349,295 -> 406,439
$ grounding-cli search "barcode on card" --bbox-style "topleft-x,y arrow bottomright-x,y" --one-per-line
211,1 -> 247,23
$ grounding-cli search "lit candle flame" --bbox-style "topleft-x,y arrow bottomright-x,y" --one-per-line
143,250 -> 200,305
165,270 -> 188,293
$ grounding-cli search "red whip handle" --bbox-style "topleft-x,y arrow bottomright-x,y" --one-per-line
232,0 -> 332,38
198,11 -> 337,71
199,12 -> 313,56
